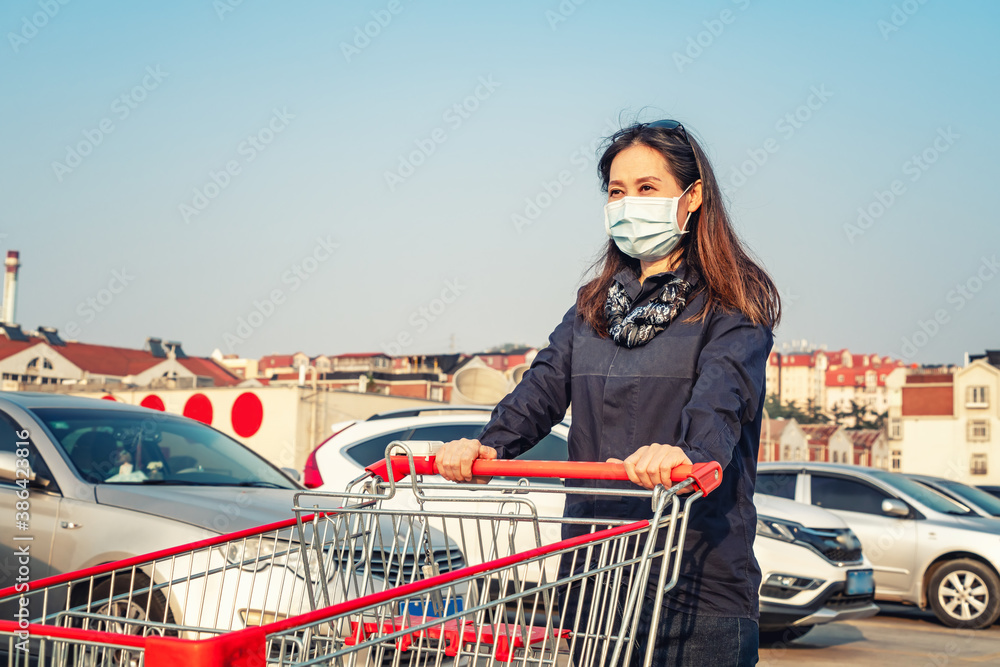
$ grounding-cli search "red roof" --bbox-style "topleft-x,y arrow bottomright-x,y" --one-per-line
782,353 -> 821,367
762,419 -> 789,443
259,355 -> 295,369
178,357 -> 241,386
800,424 -> 839,444
58,341 -> 163,376
0,337 -> 46,362
848,429 -> 882,449
826,369 -> 868,387
0,335 -> 240,386
825,360 -> 904,387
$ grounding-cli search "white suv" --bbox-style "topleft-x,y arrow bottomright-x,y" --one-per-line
755,493 -> 878,643
304,406 -> 569,491
304,407 -> 879,640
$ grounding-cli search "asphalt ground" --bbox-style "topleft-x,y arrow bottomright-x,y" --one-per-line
758,604 -> 1000,666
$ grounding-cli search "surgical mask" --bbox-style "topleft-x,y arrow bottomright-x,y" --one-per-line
604,182 -> 695,261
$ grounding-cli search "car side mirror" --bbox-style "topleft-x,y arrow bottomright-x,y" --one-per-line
281,467 -> 302,483
882,498 -> 909,518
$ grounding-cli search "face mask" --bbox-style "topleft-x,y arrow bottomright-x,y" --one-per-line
604,182 -> 695,261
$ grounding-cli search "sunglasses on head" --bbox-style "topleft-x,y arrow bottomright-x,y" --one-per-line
639,119 -> 701,179
642,119 -> 689,141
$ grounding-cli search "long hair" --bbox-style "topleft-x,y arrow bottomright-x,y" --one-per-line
577,121 -> 781,336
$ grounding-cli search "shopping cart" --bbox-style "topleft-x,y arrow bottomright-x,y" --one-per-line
0,441 -> 721,667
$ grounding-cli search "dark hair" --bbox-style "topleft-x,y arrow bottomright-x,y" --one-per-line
577,121 -> 781,335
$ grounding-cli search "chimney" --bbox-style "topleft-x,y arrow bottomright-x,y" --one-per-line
2,251 -> 20,324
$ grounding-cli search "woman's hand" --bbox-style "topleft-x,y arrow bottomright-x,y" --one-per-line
435,438 -> 498,483
608,443 -> 693,490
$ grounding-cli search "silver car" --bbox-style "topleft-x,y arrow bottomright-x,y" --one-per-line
908,474 -> 1000,519
758,462 -> 1000,629
0,392 -> 461,633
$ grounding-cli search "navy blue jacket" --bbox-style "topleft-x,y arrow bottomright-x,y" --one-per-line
478,264 -> 773,619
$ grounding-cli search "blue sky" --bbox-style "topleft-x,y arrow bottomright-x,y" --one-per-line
2,0 -> 998,365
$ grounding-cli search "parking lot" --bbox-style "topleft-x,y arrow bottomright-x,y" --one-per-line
760,605 -> 1000,666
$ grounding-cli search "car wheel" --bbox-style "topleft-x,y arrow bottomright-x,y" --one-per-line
928,559 -> 1000,629
89,572 -> 173,636
758,625 -> 813,646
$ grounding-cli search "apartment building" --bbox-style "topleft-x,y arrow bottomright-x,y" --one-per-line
885,352 -> 1000,484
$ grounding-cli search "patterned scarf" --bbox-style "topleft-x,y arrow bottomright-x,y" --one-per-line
605,276 -> 693,348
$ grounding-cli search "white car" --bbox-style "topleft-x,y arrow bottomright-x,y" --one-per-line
305,407 -> 879,639
755,493 -> 878,644
304,406 -> 570,492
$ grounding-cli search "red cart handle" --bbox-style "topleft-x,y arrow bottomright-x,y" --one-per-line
365,456 -> 722,496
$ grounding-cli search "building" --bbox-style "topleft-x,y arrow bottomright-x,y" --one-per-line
847,429 -> 890,469
766,350 -> 829,410
0,325 -> 239,391
246,348 -> 539,405
823,353 -> 905,419
885,353 -> 1000,483
257,354 -> 298,377
758,418 -> 809,462
767,347 -> 905,423
212,352 -> 259,380
799,424 -> 853,463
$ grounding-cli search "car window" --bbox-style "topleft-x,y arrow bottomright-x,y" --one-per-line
344,429 -> 413,467
32,407 -> 295,488
0,411 -> 56,488
756,472 -> 797,500
924,479 -> 1000,517
810,475 -> 893,515
409,424 -> 484,443
491,433 -> 570,486
866,470 -> 973,515
515,433 -> 569,463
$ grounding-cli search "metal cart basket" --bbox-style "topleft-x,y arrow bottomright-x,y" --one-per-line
0,442 -> 721,667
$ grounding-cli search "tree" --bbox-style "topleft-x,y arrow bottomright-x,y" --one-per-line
764,396 -> 828,424
833,399 -> 887,430
802,398 -> 831,424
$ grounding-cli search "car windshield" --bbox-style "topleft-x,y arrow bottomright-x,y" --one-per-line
33,407 -> 296,489
867,470 -> 973,515
922,478 -> 1000,517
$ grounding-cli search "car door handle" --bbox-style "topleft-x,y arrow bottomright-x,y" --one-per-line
60,521 -> 82,530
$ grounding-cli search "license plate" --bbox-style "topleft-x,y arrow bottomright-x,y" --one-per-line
846,568 -> 874,596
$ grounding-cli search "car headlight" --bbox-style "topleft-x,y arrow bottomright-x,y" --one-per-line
224,537 -> 277,571
756,518 -> 797,542
757,517 -> 863,564
285,545 -> 341,582
224,538 -> 338,581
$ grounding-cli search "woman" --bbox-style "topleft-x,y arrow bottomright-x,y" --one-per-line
436,119 -> 779,666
